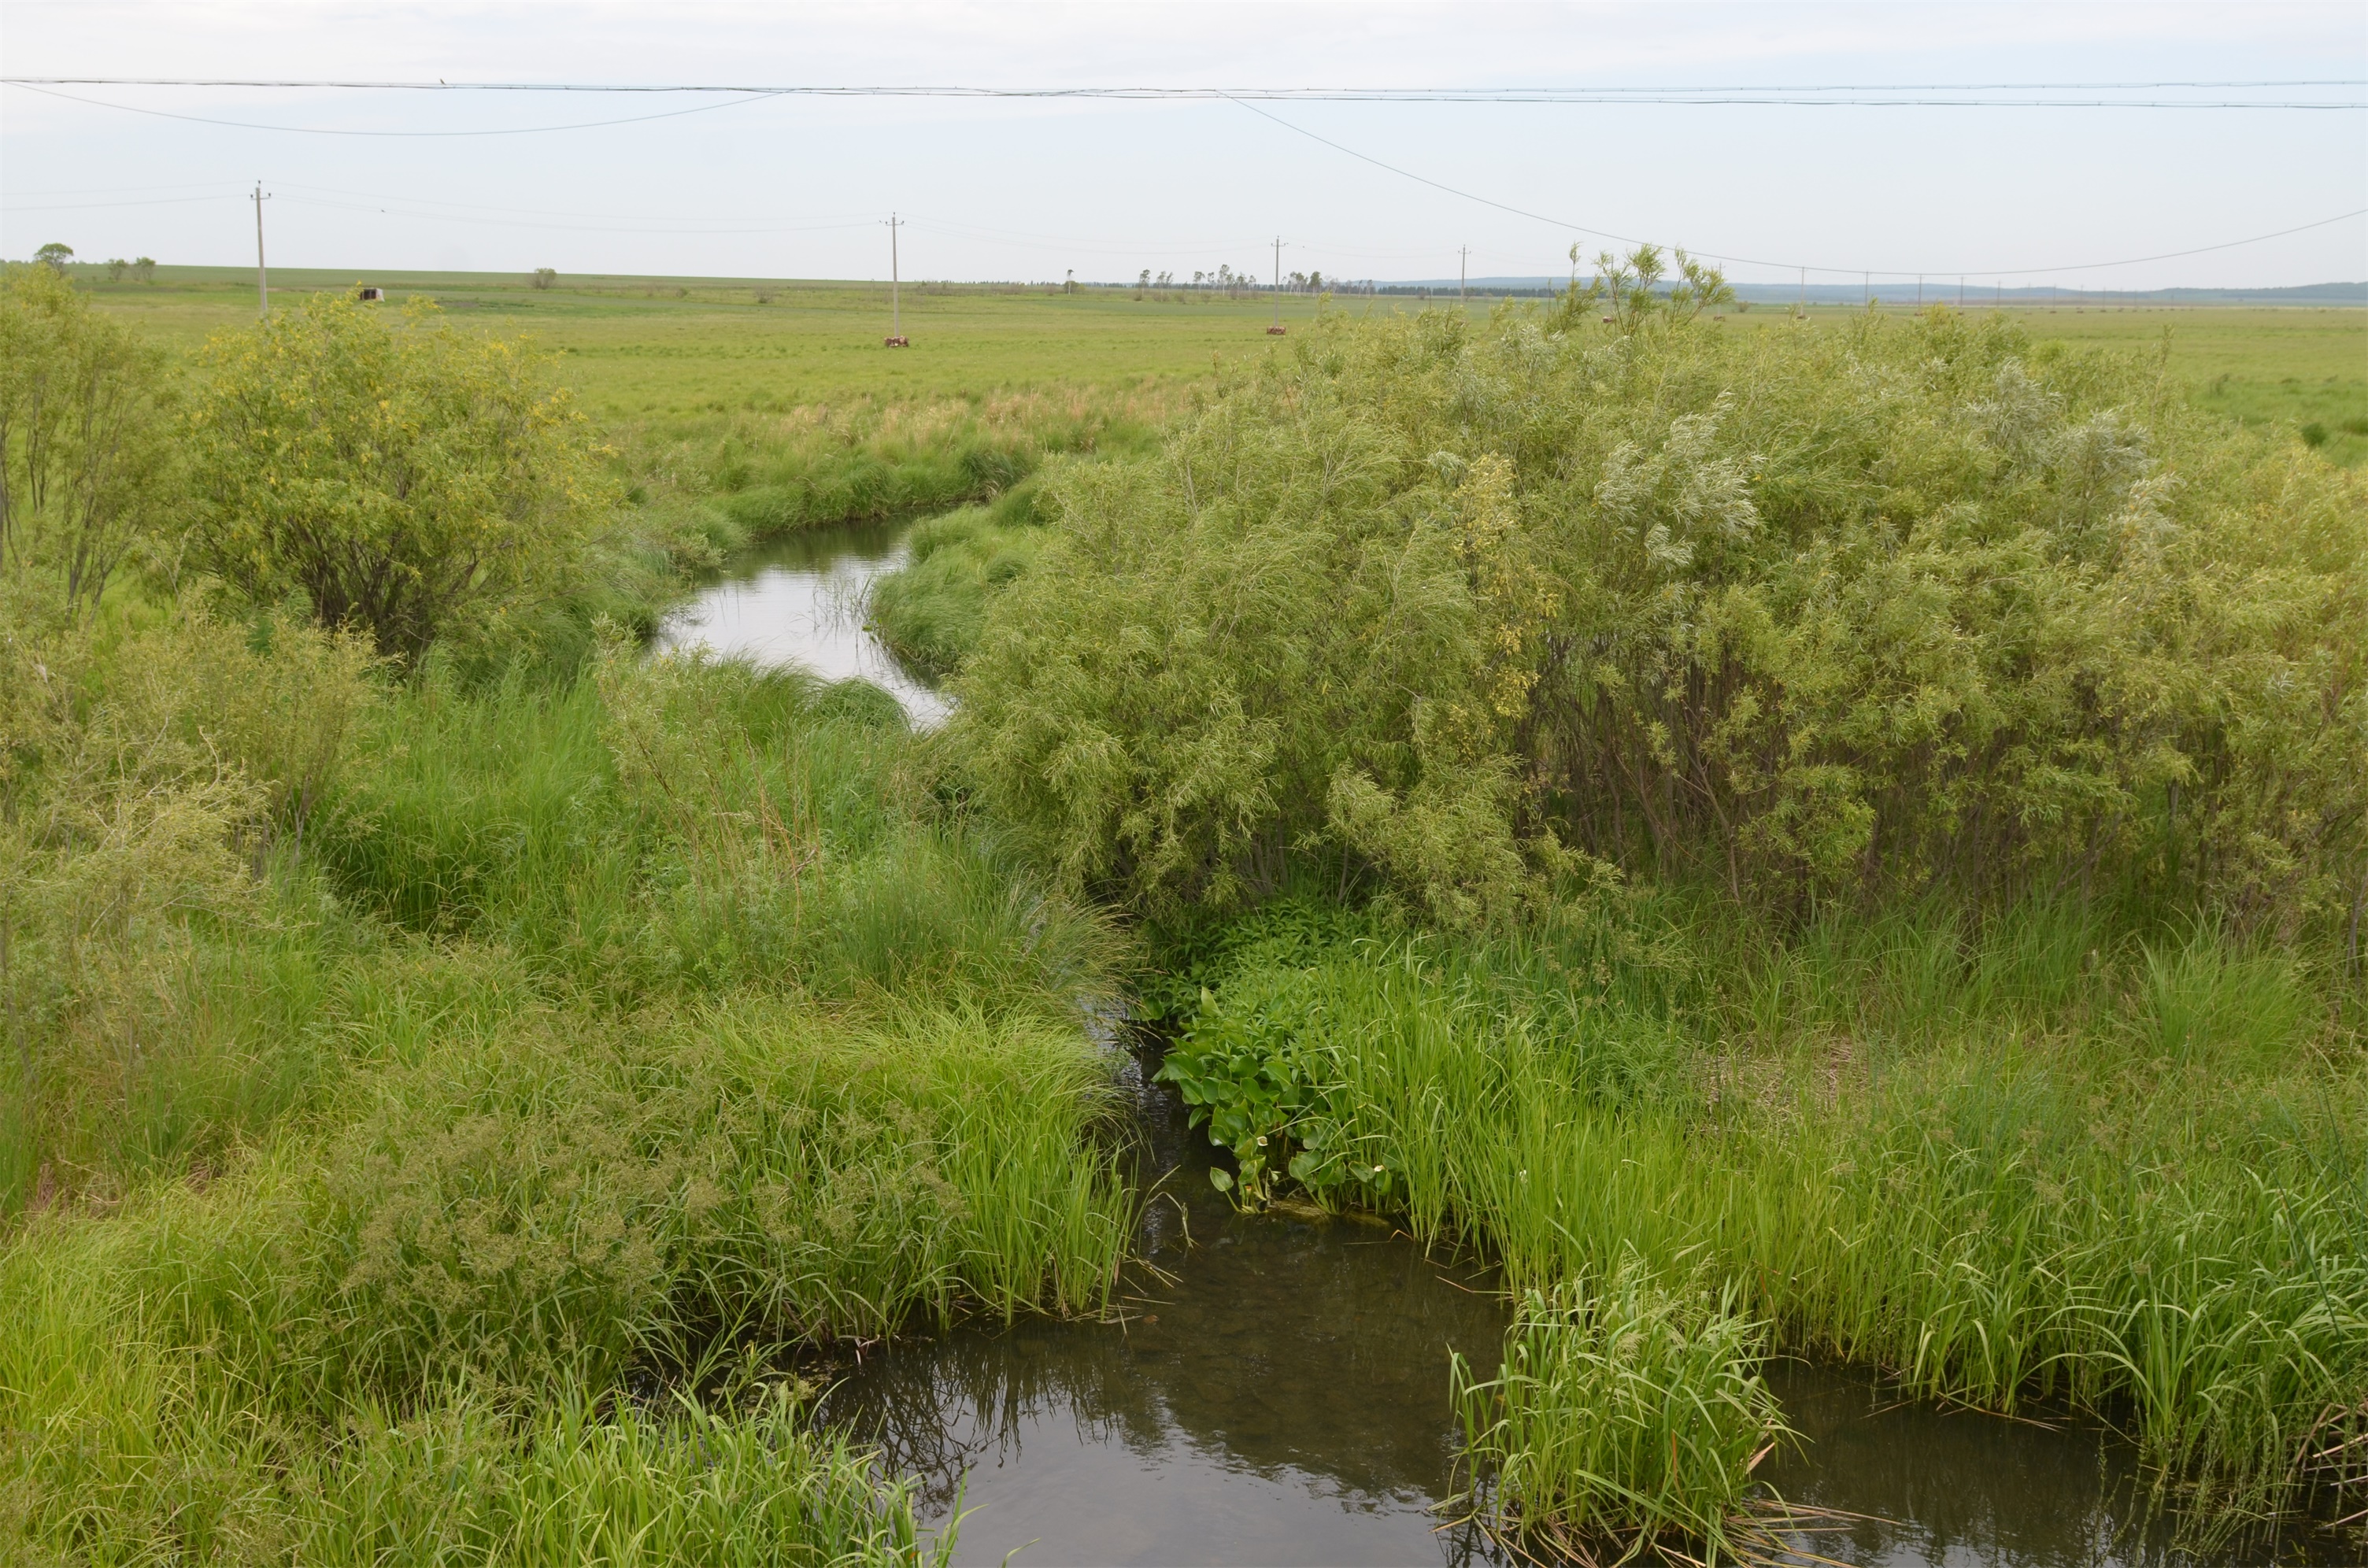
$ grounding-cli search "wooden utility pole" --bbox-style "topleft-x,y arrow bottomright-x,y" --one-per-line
882,213 -> 908,346
252,182 -> 271,319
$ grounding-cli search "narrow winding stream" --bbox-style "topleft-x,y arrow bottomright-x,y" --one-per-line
667,524 -> 2348,1568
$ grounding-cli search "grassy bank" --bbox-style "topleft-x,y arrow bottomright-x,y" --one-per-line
866,486 -> 1052,678
1153,895 -> 2366,1549
940,298 -> 2366,1552
1,615 -> 1131,1557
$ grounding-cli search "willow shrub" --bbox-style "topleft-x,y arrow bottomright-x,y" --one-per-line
0,262 -> 176,620
951,305 -> 2366,932
183,293 -> 625,664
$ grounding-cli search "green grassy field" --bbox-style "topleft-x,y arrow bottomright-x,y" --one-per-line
87,268 -> 2368,464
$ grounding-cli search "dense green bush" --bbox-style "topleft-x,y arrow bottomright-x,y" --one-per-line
953,306 -> 2366,933
0,598 -> 378,1217
0,263 -> 175,622
183,294 -> 624,663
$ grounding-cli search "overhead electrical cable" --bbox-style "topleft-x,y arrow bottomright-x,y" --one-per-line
2,81 -> 786,136
271,193 -> 880,235
1221,93 -> 2368,279
6,80 -> 2358,285
6,192 -> 259,211
4,75 -> 2362,108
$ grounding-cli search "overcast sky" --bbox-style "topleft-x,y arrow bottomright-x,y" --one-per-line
4,2 -> 2363,289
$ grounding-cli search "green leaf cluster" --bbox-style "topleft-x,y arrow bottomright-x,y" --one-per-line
183,291 -> 623,662
0,261 -> 176,622
952,305 -> 2367,931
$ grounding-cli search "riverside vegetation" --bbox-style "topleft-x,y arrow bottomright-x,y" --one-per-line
937,291 -> 2367,1555
3,253 -> 2363,1562
3,266 -> 1128,1562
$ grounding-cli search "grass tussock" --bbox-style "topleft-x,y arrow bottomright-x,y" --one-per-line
867,484 -> 1052,679
639,386 -> 1178,575
1453,1264 -> 1787,1565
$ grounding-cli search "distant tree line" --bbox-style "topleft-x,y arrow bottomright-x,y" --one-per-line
28,245 -> 157,283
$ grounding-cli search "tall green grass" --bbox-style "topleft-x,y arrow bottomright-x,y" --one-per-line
314,648 -> 1120,1014
645,390 -> 1167,563
2,640 -> 1134,1558
1453,1265 -> 1786,1565
1159,896 -> 2368,1540
868,485 -> 1052,678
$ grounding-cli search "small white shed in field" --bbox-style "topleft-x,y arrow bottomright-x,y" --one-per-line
357,286 -> 386,301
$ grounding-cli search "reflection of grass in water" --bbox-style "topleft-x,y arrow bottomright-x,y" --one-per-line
817,1190 -> 1511,1525
1164,898 -> 2367,1548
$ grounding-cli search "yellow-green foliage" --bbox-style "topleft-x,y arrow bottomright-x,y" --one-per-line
0,263 -> 176,619
1,600 -> 377,1213
955,307 -> 2367,931
183,294 -> 623,661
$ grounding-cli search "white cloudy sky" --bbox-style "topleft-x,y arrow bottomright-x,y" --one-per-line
4,2 -> 2362,288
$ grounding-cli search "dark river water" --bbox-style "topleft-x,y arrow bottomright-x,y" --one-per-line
675,528 -> 2355,1567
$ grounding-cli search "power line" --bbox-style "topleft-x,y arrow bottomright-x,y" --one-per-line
4,81 -> 783,135
6,75 -> 2362,106
270,193 -> 881,236
1221,93 -> 2368,279
9,181 -> 2355,288
9,86 -> 2357,287
7,192 -> 254,211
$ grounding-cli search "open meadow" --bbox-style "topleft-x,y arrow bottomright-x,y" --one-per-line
4,259 -> 2363,1563
88,264 -> 2368,457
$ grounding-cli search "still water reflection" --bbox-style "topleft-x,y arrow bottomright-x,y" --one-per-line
816,1045 -> 1504,1567
653,520 -> 949,727
816,1041 -> 2349,1568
